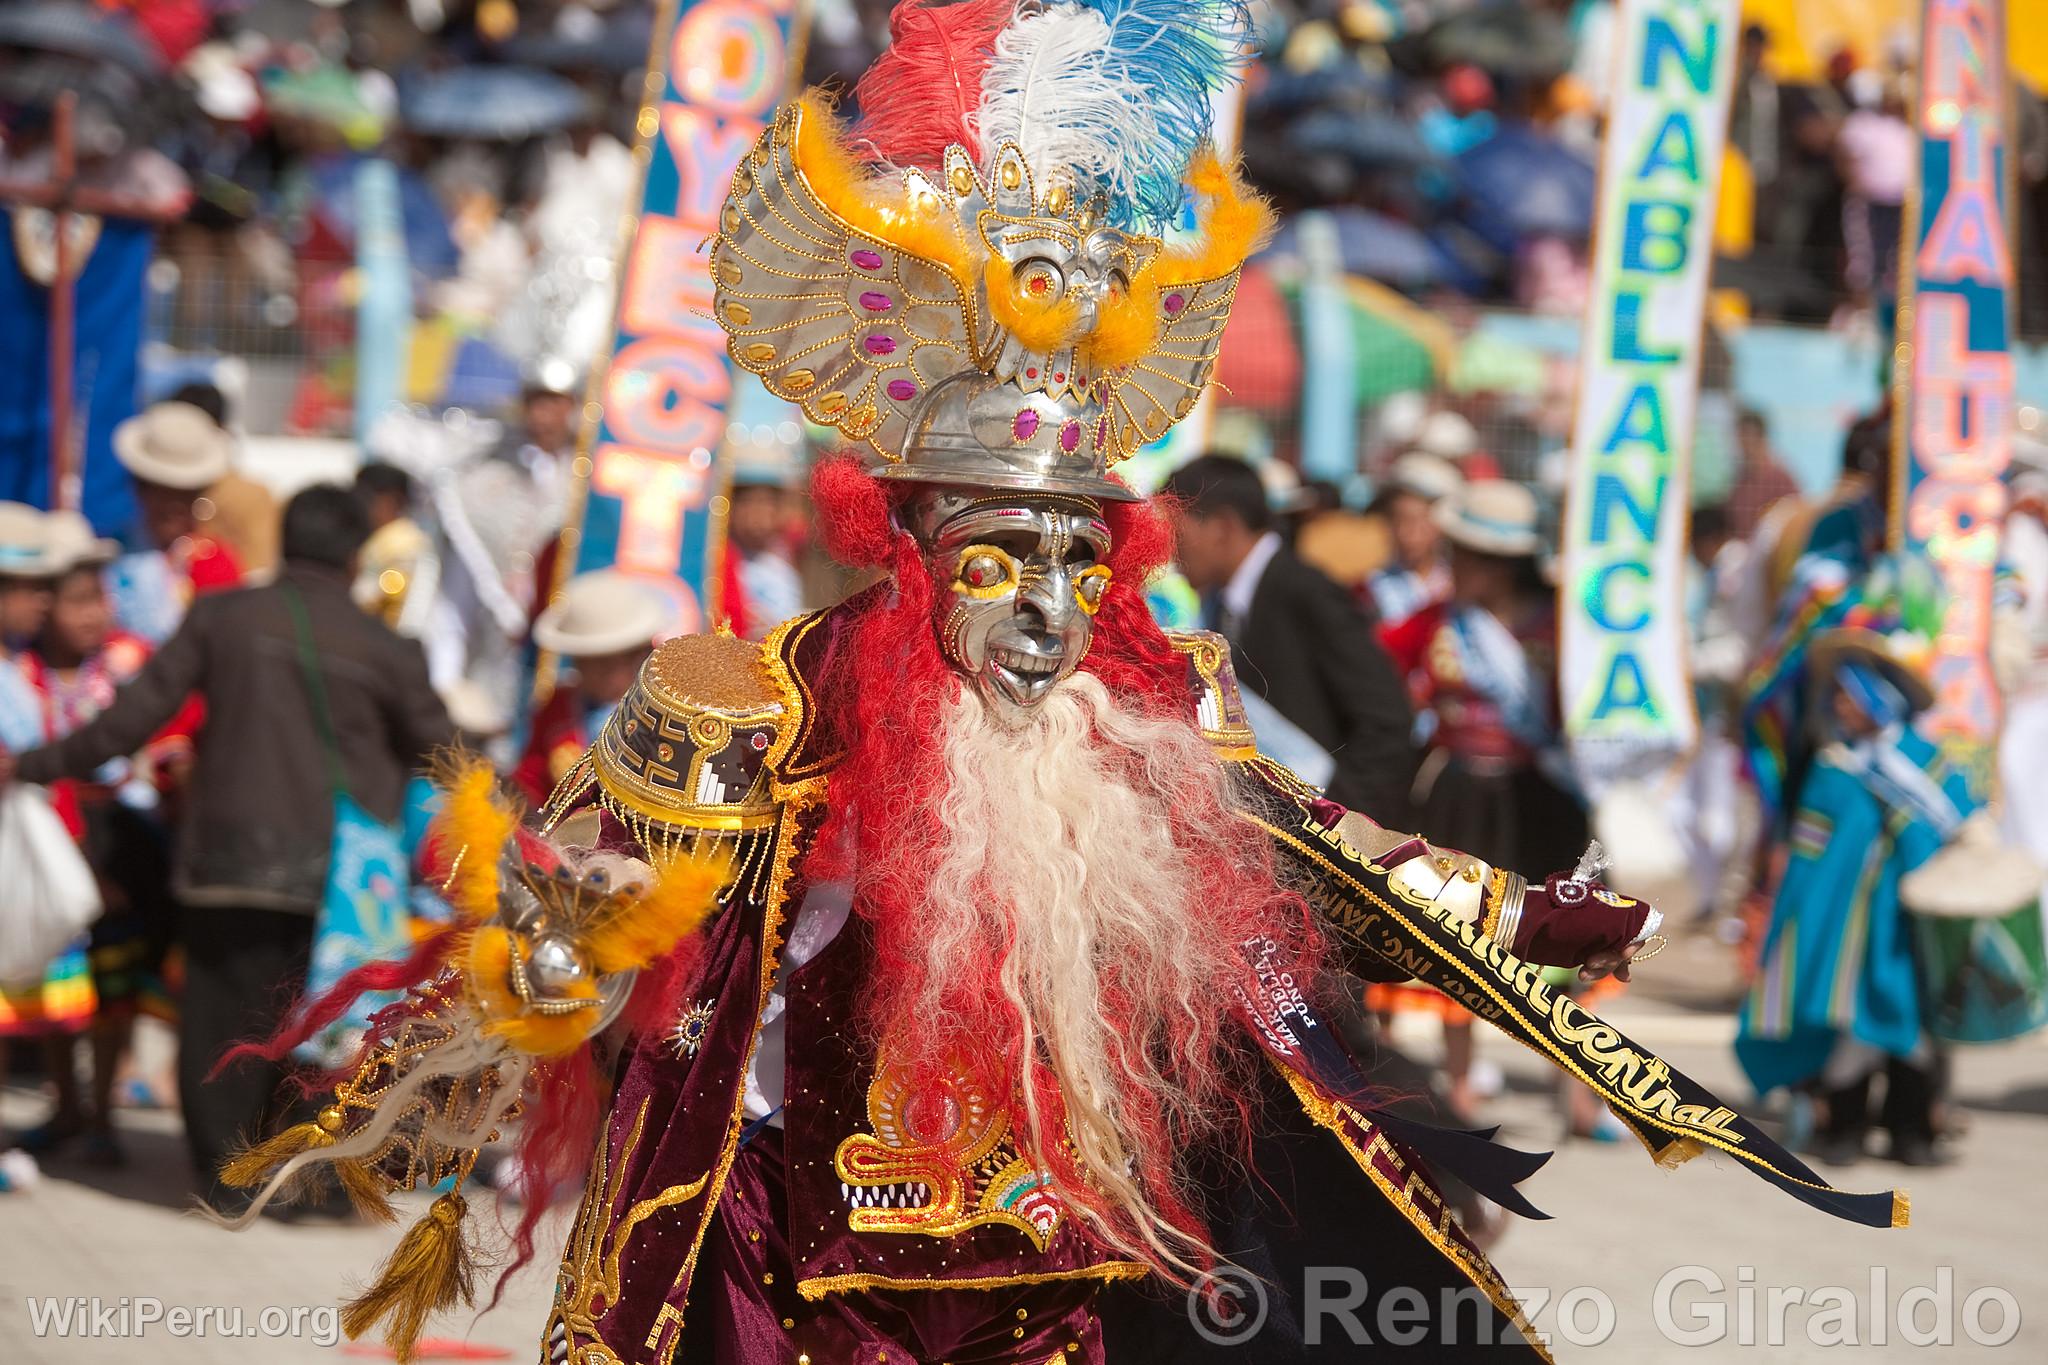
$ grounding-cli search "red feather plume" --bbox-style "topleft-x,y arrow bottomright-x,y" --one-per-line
851,0 -> 1015,169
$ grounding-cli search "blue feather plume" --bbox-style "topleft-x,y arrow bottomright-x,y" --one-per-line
1070,0 -> 1254,228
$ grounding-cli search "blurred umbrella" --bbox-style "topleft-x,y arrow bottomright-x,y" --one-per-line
1456,123 -> 1595,244
1334,276 -> 1453,403
0,54 -> 150,124
1214,265 -> 1301,413
1447,330 -> 1548,397
306,155 -> 460,279
1247,62 -> 1393,120
1266,207 -> 1448,290
1424,6 -> 1574,81
439,335 -> 524,412
0,1 -> 164,77
502,6 -> 655,73
402,66 -> 592,140
265,65 -> 386,148
1284,107 -> 1437,172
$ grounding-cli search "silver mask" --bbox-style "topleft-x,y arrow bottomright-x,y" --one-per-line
913,490 -> 1113,708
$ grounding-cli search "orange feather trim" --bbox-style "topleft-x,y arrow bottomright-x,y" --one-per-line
1157,149 -> 1276,286
791,92 -> 975,285
587,847 -> 735,978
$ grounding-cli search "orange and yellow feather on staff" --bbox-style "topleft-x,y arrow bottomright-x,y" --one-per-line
431,751 -> 522,921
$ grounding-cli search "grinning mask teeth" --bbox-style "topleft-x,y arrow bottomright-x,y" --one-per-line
913,489 -> 1113,709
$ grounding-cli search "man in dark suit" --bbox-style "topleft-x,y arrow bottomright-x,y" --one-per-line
1164,455 -> 1414,824
3,485 -> 453,1210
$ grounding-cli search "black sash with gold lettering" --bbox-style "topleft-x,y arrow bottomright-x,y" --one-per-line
1251,800 -> 1907,1231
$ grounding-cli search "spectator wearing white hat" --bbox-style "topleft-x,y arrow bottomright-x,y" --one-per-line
1413,408 -> 1503,481
0,511 -> 184,1166
723,427 -> 808,642
1376,479 -> 1588,1120
0,502 -> 57,657
1376,480 -> 1581,871
106,402 -> 245,644
1365,452 -> 1463,627
514,570 -> 675,804
0,503 -> 57,757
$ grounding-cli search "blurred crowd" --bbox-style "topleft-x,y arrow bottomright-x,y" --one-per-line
0,383 -> 815,1200
5,0 -> 2043,443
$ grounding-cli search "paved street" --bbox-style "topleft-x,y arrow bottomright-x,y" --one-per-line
2,939 -> 2042,1364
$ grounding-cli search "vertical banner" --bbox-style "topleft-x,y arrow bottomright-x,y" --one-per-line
0,211 -> 149,534
1560,0 -> 1738,786
353,159 -> 412,444
560,0 -> 807,628
1894,0 -> 2012,747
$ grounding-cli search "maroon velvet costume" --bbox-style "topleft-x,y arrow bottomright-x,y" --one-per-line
538,605 -> 1651,1364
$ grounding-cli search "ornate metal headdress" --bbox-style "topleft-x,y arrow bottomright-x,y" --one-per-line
710,0 -> 1270,503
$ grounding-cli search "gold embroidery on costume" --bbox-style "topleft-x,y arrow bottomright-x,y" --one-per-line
795,1262 -> 1151,1303
547,1097 -> 652,1358
833,1056 -> 1069,1248
1276,1064 -> 1554,1365
1167,630 -> 1257,758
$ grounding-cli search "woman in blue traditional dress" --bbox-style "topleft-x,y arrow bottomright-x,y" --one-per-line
1736,627 -> 1974,1167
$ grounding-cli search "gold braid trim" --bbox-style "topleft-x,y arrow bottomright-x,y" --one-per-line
1481,868 -> 1510,940
1276,1063 -> 1553,1365
654,783 -> 823,1358
795,1262 -> 1151,1303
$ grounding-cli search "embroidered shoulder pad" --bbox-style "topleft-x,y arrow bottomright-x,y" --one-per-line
1166,629 -> 1257,759
588,632 -> 788,834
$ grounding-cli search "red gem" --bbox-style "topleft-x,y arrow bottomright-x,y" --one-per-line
1026,367 -> 1039,379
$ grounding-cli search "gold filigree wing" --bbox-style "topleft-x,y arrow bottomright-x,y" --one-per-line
1103,268 -> 1242,458
711,114 -> 977,458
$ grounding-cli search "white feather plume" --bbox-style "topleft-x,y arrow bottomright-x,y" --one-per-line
974,4 -> 1162,208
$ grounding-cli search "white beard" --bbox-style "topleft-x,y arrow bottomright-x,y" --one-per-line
916,670 -> 1256,1267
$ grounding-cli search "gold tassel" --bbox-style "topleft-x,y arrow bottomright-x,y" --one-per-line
219,1104 -> 347,1190
342,1192 -> 478,1362
335,1158 -> 398,1223
1652,1137 -> 1705,1171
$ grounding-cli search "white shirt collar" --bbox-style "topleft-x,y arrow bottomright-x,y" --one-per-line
1222,531 -> 1283,623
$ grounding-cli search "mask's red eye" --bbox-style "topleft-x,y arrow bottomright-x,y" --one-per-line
959,552 -> 1011,591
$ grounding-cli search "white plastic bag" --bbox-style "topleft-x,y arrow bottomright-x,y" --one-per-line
0,784 -> 102,982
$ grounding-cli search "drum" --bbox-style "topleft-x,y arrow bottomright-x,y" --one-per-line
1903,843 -> 2048,1045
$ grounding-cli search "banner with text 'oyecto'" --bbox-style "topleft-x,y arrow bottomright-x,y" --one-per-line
565,0 -> 806,627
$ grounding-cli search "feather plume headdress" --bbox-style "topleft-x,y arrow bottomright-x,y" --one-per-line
713,0 -> 1270,501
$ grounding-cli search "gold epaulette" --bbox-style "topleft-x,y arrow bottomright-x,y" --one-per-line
549,633 -> 789,850
1166,629 -> 1258,760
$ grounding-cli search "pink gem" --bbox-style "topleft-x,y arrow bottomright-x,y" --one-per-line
858,291 -> 894,313
1096,415 -> 1111,448
1164,293 -> 1187,315
1059,421 -> 1083,453
864,334 -> 898,356
1013,409 -> 1041,440
886,379 -> 918,401
850,249 -> 884,270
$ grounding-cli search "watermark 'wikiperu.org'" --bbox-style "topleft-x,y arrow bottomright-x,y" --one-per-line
25,1297 -> 342,1346
1185,1264 -> 2024,1349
